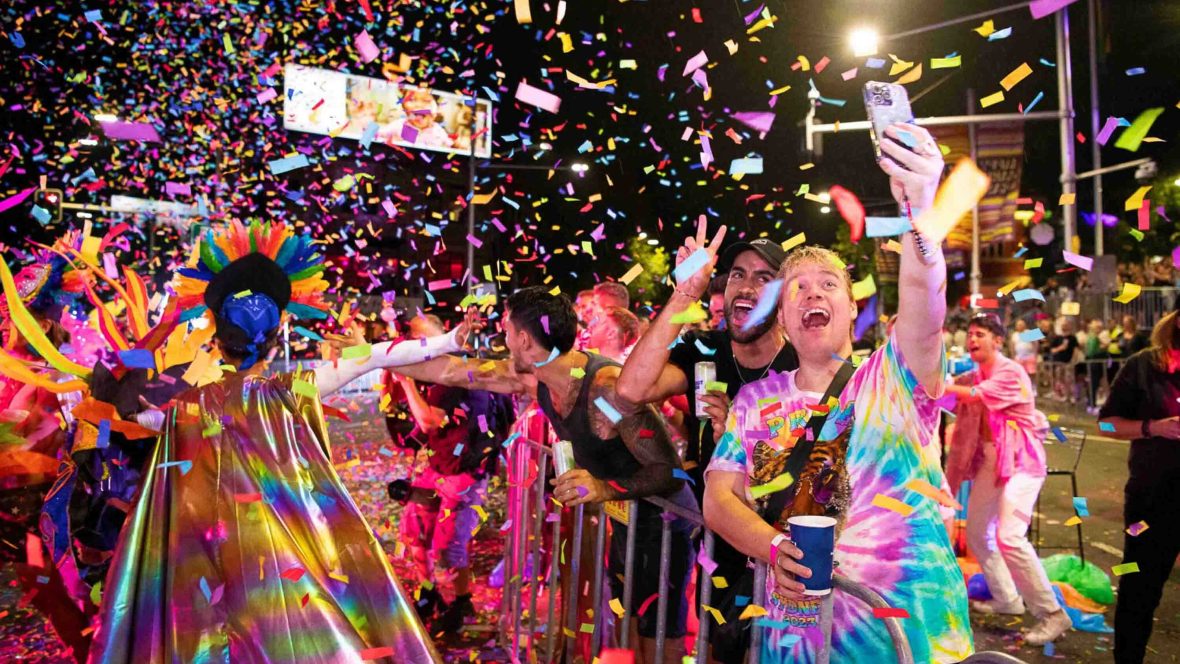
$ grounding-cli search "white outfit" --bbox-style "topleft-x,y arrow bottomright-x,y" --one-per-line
965,440 -> 1060,618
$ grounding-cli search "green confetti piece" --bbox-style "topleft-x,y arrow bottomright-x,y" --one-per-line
705,380 -> 728,393
202,420 -> 222,438
292,379 -> 318,398
341,343 -> 372,360
750,472 -> 794,499
1113,107 -> 1164,152
1112,562 -> 1140,576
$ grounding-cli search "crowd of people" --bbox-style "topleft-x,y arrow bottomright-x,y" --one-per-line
0,121 -> 1172,664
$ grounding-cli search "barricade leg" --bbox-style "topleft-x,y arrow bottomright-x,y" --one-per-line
693,531 -> 714,664
654,512 -> 672,664
527,450 -> 548,659
563,504 -> 585,664
621,501 -> 638,651
590,505 -> 607,656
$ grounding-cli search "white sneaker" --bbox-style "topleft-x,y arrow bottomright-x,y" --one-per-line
970,598 -> 1026,615
1024,609 -> 1072,645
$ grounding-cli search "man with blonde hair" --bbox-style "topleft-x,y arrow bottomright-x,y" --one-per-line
701,123 -> 975,662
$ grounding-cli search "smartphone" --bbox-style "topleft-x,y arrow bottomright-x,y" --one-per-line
863,81 -> 915,159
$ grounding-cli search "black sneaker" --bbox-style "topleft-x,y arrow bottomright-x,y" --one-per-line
431,594 -> 474,634
414,585 -> 442,621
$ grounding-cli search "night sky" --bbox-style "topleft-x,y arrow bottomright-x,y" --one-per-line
0,0 -> 1177,316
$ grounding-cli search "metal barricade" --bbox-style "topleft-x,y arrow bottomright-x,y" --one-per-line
1035,357 -> 1127,410
501,435 -> 717,663
499,436 -> 917,664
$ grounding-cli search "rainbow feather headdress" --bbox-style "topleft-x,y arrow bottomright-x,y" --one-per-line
173,219 -> 330,326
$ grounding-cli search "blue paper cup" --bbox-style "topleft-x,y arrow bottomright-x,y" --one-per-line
788,515 -> 836,596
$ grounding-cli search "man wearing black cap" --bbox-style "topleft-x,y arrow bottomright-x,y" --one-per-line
615,220 -> 797,662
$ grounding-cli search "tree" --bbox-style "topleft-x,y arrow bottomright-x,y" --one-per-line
625,235 -> 671,306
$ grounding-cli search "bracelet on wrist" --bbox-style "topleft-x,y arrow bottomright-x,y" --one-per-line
673,286 -> 701,301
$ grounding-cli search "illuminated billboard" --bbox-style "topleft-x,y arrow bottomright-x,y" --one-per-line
283,65 -> 493,158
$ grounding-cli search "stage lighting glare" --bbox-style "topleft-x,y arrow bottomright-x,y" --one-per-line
571,162 -> 589,173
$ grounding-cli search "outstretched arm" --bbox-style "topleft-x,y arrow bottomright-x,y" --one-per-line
878,123 -> 948,395
389,355 -> 534,397
314,328 -> 462,396
615,217 -> 726,405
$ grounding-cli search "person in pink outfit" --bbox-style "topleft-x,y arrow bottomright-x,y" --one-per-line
945,313 -> 1072,646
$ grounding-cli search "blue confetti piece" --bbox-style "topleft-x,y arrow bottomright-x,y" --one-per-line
293,326 -> 323,341
534,346 -> 559,367
199,576 -> 212,603
453,443 -> 465,457
1043,641 -> 1055,657
1052,427 -> 1067,443
118,349 -> 156,369
1073,496 -> 1089,517
895,128 -> 918,148
864,57 -> 886,69
10,32 -> 24,48
865,216 -> 913,238
1125,67 -> 1145,76
158,460 -> 193,475
756,618 -> 792,629
1024,91 -> 1045,114
268,154 -> 310,175
594,396 -> 622,424
735,594 -> 751,607
988,27 -> 1013,41
378,446 -> 394,457
1013,247 -> 1028,258
1018,329 -> 1045,343
673,248 -> 710,285
97,419 -> 111,449
1099,421 -> 1115,432
31,205 -> 50,225
777,633 -> 802,648
1011,289 -> 1045,303
1039,58 -> 1056,68
741,279 -> 783,332
672,468 -> 696,485
693,339 -> 716,356
84,9 -> 102,21
502,431 -> 521,447
360,121 -> 378,149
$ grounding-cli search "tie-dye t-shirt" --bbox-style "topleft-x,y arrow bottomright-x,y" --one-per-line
707,335 -> 973,663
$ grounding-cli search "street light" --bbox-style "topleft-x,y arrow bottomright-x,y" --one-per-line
849,28 -> 879,57
94,113 -> 119,122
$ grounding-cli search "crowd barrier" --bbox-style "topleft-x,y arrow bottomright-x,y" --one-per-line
499,434 -> 918,664
1033,357 -> 1125,409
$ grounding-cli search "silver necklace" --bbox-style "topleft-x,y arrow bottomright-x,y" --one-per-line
731,338 -> 786,385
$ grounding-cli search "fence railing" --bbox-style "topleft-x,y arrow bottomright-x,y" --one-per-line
499,435 -> 916,664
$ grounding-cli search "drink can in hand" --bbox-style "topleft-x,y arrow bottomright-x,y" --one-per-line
553,440 -> 576,477
694,361 -> 716,419
787,515 -> 837,596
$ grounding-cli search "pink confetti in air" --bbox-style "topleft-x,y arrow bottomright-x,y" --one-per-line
540,315 -> 550,335
1126,521 -> 1149,536
732,111 -> 775,134
99,120 -> 161,142
354,30 -> 379,63
842,68 -> 858,81
682,50 -> 708,76
814,56 -> 830,73
1095,116 -> 1119,145
514,80 -> 562,113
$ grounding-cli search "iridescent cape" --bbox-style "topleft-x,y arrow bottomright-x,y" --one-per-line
88,371 -> 441,664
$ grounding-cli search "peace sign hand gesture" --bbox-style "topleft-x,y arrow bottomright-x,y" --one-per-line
674,217 -> 728,300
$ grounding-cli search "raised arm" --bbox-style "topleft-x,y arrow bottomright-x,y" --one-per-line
395,376 -> 446,434
615,218 -> 726,404
878,123 -> 948,395
390,355 -> 534,397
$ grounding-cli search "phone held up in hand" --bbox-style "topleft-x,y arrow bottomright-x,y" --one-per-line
863,81 -> 915,159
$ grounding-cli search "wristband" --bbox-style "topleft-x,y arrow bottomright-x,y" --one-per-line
769,532 -> 789,567
673,285 -> 701,301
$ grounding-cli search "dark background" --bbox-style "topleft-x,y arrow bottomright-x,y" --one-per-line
0,0 -> 1177,315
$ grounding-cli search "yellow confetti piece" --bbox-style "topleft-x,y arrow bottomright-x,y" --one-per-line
1000,63 -> 1033,91
1114,283 -> 1142,304
979,90 -> 1005,108
670,302 -> 708,325
882,239 -> 904,254
620,264 -> 645,285
1024,258 -> 1043,269
871,493 -> 914,516
1124,185 -> 1152,212
712,575 -> 729,589
341,343 -> 372,360
328,572 -> 350,584
888,54 -> 914,76
1063,516 -> 1083,527
609,598 -> 625,617
851,275 -> 876,301
702,604 -> 726,625
292,379 -> 319,399
904,479 -> 961,509
579,623 -> 595,634
974,19 -> 996,37
782,232 -> 806,251
570,367 -> 586,378
739,604 -> 768,620
895,62 -> 923,85
912,159 -> 991,245
930,55 -> 962,69
1059,192 -> 1076,205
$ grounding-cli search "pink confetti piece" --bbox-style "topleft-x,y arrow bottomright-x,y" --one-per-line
514,80 -> 561,113
354,30 -> 379,63
682,50 -> 708,76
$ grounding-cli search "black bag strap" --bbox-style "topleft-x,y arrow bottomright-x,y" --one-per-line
760,359 -> 856,525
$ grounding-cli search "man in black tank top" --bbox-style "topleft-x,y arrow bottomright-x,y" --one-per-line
393,288 -> 696,663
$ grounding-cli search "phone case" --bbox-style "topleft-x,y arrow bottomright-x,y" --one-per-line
863,81 -> 915,159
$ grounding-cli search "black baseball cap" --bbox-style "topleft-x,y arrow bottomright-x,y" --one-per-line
717,238 -> 788,273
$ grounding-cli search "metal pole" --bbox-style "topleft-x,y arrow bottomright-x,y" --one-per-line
749,563 -> 767,664
1077,157 -> 1153,180
809,110 -> 1064,134
546,500 -> 561,662
1056,5 -> 1078,253
621,501 -> 638,651
654,513 -> 672,664
590,506 -> 607,656
694,531 -> 716,664
1088,0 -> 1103,257
967,89 -> 982,298
528,450 -> 548,657
466,100 -> 477,296
564,504 -> 585,664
